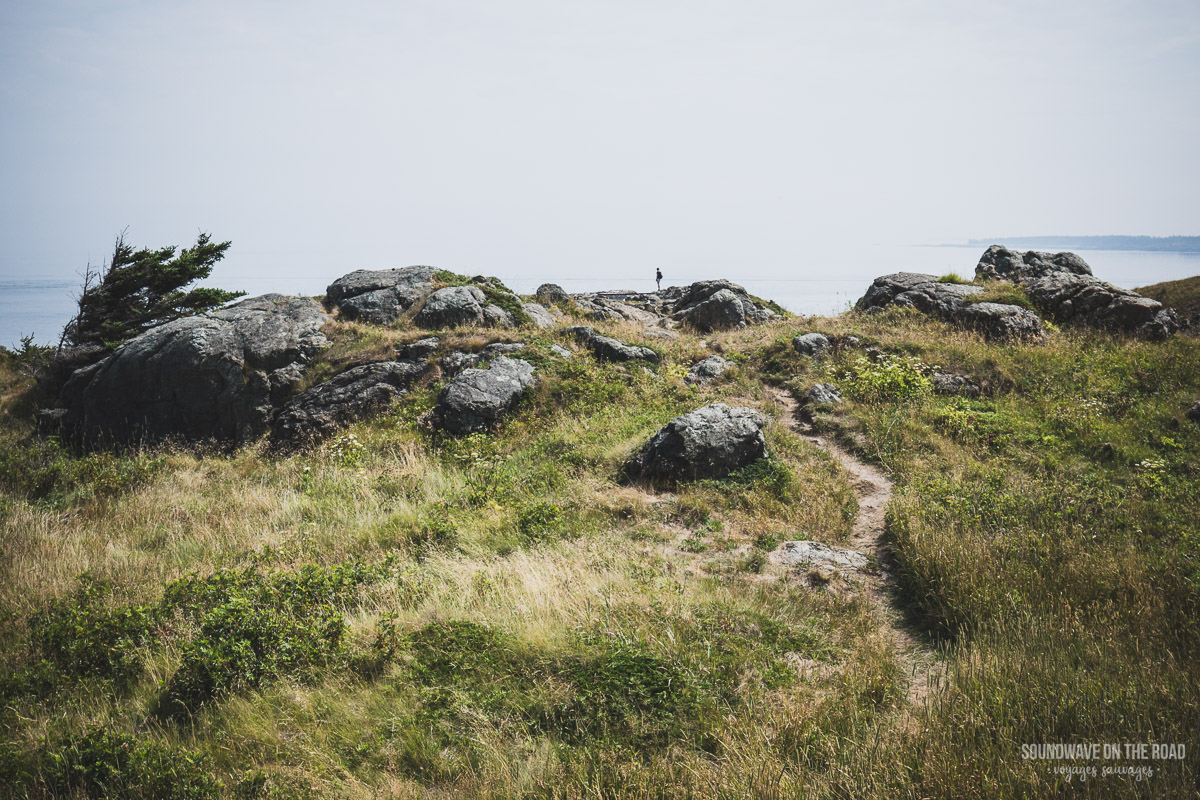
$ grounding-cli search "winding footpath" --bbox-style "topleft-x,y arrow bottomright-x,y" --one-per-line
770,387 -> 941,706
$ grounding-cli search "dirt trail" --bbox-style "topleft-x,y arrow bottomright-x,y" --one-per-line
769,387 -> 941,705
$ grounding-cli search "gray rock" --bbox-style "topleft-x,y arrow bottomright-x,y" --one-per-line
642,328 -> 678,340
932,372 -> 982,397
792,333 -> 832,357
563,325 -> 659,364
972,247 -> 1176,339
482,303 -> 516,327
326,267 -> 436,324
55,295 -> 329,444
431,356 -> 537,436
272,360 -> 429,444
953,302 -> 1045,341
535,283 -> 570,305
669,280 -> 778,332
439,342 -> 525,377
572,294 -> 663,324
773,540 -> 869,571
685,355 -> 730,385
522,302 -> 556,329
802,383 -> 843,407
549,344 -> 573,359
397,337 -> 440,361
1023,271 -> 1178,340
855,273 -> 984,317
1187,401 -> 1200,423
974,245 -> 1092,282
414,286 -> 490,328
624,403 -> 768,483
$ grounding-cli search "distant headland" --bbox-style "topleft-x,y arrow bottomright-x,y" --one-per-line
963,235 -> 1200,253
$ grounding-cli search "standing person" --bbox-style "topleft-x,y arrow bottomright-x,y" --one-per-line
655,268 -> 663,291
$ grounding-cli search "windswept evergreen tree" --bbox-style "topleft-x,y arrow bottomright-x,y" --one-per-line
63,230 -> 244,352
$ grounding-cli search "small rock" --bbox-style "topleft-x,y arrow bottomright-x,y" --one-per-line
535,283 -> 570,305
522,302 -> 556,329
773,540 -> 869,571
792,332 -> 832,358
642,328 -> 678,340
932,372 -> 982,397
549,344 -> 573,359
802,383 -> 842,407
431,356 -> 537,436
1186,401 -> 1200,423
397,337 -> 440,361
624,403 -> 768,483
685,355 -> 730,385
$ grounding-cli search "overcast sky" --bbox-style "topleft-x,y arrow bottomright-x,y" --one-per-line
2,0 -> 1198,292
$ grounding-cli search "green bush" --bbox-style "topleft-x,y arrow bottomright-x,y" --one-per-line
37,728 -> 220,799
837,353 -> 932,402
0,436 -> 163,506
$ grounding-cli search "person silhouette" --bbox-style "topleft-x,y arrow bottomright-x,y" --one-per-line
655,268 -> 663,291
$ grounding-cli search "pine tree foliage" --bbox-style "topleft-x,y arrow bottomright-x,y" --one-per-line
64,230 -> 244,350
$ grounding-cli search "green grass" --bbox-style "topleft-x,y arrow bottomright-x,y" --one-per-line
0,308 -> 1197,797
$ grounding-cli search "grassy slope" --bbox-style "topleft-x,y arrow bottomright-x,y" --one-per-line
0,295 -> 1197,798
1138,275 -> 1200,326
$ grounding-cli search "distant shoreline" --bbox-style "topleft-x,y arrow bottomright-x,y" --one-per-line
959,236 -> 1200,253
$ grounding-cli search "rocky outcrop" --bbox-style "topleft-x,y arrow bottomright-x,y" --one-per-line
397,337 -> 440,361
669,280 -> 778,332
623,403 -> 768,483
974,246 -> 1177,340
272,360 -> 429,445
685,355 -> 730,385
571,293 -> 663,325
564,326 -> 660,364
855,273 -> 1043,340
1022,271 -> 1178,340
326,267 -> 436,324
856,273 -> 984,317
54,295 -> 329,444
802,383 -> 843,407
932,372 -> 982,397
792,333 -> 831,358
952,302 -> 1044,341
413,286 -> 514,329
430,357 -> 536,436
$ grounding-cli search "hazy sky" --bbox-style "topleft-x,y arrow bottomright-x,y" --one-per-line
2,0 -> 1198,292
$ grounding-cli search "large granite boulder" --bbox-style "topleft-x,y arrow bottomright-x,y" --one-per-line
271,359 -> 430,445
855,273 -> 1043,340
973,247 -> 1177,339
430,356 -> 536,435
414,286 -> 509,329
670,280 -> 778,332
571,293 -> 663,324
1023,271 -> 1178,340
326,267 -> 436,324
565,326 -> 660,364
439,342 -> 526,377
624,403 -> 768,483
856,273 -> 983,317
54,295 -> 329,444
974,245 -> 1092,282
